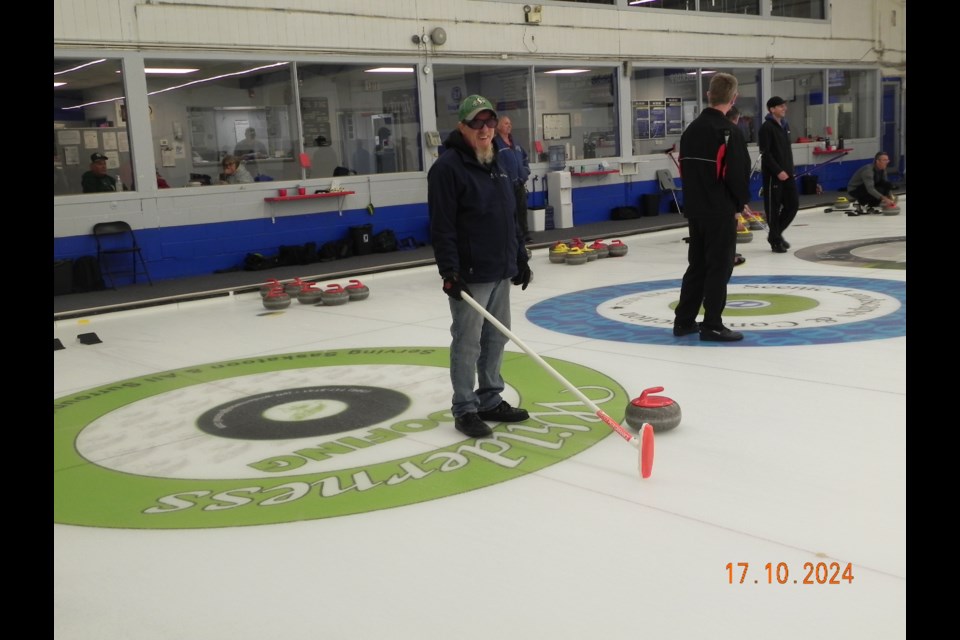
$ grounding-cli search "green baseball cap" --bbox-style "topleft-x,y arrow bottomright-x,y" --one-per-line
458,95 -> 497,122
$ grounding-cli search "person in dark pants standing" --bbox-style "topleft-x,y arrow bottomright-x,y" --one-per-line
758,96 -> 798,253
673,73 -> 751,342
494,115 -> 532,242
428,95 -> 533,438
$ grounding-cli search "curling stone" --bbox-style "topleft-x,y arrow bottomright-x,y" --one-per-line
584,246 -> 598,261
882,202 -> 901,216
565,247 -> 588,265
568,237 -> 586,250
745,212 -> 766,230
624,386 -> 681,434
589,240 -> 609,259
284,278 -> 305,295
736,216 -> 753,243
607,239 -> 629,257
260,278 -> 282,297
321,283 -> 349,306
297,282 -> 323,305
549,242 -> 569,264
833,196 -> 852,210
262,286 -> 291,310
345,279 -> 370,301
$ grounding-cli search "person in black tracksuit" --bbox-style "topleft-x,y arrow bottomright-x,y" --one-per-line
758,96 -> 798,253
673,73 -> 751,342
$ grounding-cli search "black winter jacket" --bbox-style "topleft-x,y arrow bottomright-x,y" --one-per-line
759,113 -> 795,178
678,107 -> 751,218
428,130 -> 524,284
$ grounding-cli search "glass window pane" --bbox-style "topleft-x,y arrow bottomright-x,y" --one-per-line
700,1 -> 759,15
535,67 -> 618,163
828,69 -> 877,140
144,60 -> 298,188
433,64 -> 532,159
54,57 -> 134,195
630,67 -> 698,156
298,63 -> 422,177
771,0 -> 824,19
627,1 -> 694,10
771,69 -> 823,141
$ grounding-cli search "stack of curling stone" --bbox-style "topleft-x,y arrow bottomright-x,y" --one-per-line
262,285 -> 292,310
565,246 -> 589,265
589,240 -> 609,259
345,279 -> 370,301
624,386 -> 681,433
549,242 -> 569,264
297,282 -> 323,305
260,278 -> 282,297
321,283 -> 349,306
607,239 -> 629,257
735,215 -> 753,243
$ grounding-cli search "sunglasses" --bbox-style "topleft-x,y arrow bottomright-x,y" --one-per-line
464,117 -> 498,130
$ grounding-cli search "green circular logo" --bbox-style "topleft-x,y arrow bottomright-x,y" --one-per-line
54,348 -> 627,529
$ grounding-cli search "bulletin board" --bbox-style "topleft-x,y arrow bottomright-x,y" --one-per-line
542,113 -> 571,140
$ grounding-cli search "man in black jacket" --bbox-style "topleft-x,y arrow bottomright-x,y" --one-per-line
673,73 -> 751,342
428,94 -> 533,437
759,96 -> 798,253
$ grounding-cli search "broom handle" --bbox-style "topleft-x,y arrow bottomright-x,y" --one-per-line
460,291 -> 639,447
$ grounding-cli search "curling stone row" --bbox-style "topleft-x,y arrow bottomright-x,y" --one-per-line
548,239 -> 628,264
260,278 -> 370,310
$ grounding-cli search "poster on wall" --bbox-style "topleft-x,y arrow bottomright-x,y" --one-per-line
633,100 -> 650,139
301,97 -> 332,145
649,100 -> 666,138
666,98 -> 683,135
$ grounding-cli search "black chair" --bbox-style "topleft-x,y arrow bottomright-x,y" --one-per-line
93,221 -> 153,288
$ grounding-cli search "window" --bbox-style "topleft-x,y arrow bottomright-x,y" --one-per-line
771,68 -> 822,140
771,0 -> 824,19
703,68 -> 762,143
629,67 -> 698,156
54,57 -> 135,195
827,69 -> 877,140
535,67 -> 619,162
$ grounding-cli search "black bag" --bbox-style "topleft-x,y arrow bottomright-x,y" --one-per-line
72,256 -> 105,292
611,206 -> 640,220
277,245 -> 306,267
54,259 -> 74,296
373,229 -> 398,253
243,253 -> 278,271
333,166 -> 356,177
350,224 -> 373,256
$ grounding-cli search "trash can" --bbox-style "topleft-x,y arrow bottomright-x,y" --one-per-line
640,193 -> 661,217
801,175 -> 819,195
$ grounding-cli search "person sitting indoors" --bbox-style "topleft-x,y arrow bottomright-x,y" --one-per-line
219,155 -> 254,184
81,153 -> 117,193
846,151 -> 897,212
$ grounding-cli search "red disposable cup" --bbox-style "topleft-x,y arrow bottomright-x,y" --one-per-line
277,188 -> 287,197
298,187 -> 306,195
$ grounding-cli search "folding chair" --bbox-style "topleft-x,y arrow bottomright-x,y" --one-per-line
656,169 -> 682,213
93,221 -> 153,288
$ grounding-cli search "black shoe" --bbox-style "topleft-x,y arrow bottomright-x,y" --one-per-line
455,413 -> 493,437
780,239 -> 791,249
733,254 -> 746,267
700,325 -> 744,342
771,243 -> 787,253
477,400 -> 529,423
673,321 -> 700,337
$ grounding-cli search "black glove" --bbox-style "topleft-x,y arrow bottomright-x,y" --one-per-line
441,272 -> 471,301
511,261 -> 532,290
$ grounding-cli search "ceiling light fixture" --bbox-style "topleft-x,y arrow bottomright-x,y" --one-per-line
545,69 -> 590,75
364,67 -> 414,73
144,68 -> 198,75
54,82 -> 66,87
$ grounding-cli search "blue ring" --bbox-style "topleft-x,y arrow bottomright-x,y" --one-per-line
526,275 -> 905,347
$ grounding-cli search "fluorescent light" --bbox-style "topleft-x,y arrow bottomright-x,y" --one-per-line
687,70 -> 717,75
544,69 -> 590,75
365,67 -> 414,73
54,59 -> 106,76
144,68 -> 198,75
629,1 -> 658,5
54,82 -> 66,87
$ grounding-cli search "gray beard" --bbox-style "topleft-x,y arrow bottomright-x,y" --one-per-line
475,146 -> 494,165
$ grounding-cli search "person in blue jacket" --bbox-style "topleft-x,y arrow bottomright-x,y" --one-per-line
494,115 -> 532,241
428,94 -> 533,438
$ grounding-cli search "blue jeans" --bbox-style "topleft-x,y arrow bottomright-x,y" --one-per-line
448,278 -> 511,417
